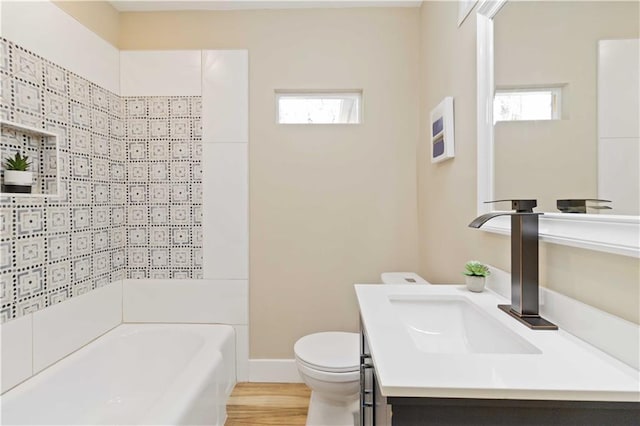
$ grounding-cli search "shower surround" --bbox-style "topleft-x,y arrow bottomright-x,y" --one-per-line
0,39 -> 203,324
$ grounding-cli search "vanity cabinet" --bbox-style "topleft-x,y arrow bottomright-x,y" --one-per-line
360,326 -> 639,426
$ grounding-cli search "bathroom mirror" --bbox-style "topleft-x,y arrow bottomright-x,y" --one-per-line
476,0 -> 640,257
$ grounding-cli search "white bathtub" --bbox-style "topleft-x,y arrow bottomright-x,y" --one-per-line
1,324 -> 236,425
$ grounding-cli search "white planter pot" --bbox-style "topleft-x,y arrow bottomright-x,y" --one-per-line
465,275 -> 486,293
4,170 -> 33,186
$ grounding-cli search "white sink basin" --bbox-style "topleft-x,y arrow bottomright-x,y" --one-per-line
389,295 -> 541,355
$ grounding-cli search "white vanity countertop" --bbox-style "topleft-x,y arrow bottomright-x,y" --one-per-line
355,284 -> 640,402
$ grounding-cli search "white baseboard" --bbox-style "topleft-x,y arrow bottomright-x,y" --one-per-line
248,359 -> 302,383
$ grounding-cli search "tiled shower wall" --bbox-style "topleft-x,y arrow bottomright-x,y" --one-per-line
123,96 -> 202,279
0,39 -> 202,323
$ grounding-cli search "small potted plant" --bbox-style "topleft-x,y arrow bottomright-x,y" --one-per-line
463,260 -> 491,293
2,152 -> 33,194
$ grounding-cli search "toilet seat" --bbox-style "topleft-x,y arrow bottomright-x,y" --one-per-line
294,332 -> 360,374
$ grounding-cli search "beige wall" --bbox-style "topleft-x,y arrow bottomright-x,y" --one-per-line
119,8 -> 420,358
418,1 -> 639,324
494,1 -> 639,212
53,0 -> 120,47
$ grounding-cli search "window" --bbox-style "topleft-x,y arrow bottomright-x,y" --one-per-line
494,87 -> 562,122
276,91 -> 362,124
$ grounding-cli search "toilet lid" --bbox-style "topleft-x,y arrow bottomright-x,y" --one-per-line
294,332 -> 360,373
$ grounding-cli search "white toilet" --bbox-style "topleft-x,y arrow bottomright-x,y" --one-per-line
294,332 -> 360,426
294,272 -> 430,426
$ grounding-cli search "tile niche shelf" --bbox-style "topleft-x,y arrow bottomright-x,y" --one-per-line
0,120 -> 60,198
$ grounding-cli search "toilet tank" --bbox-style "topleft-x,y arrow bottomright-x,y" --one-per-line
380,272 -> 431,285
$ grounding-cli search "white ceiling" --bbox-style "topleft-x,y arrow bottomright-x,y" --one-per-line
109,0 -> 422,12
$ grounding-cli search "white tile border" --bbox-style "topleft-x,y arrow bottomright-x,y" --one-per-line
0,315 -> 33,393
122,279 -> 248,325
233,325 -> 250,382
202,143 -> 249,280
32,282 -> 122,373
201,50 -> 249,143
248,359 -> 302,383
120,50 -> 202,96
0,0 -> 120,94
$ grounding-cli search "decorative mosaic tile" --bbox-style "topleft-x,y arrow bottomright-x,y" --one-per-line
69,127 -> 91,154
150,163 -> 168,181
149,269 -> 170,279
0,272 -> 14,305
49,286 -> 70,304
93,158 -> 109,181
15,237 -> 45,269
128,227 -> 148,246
170,98 -> 189,117
48,260 -> 71,289
128,205 -> 148,226
47,207 -> 70,234
126,98 -> 146,117
149,184 -> 169,204
128,247 -> 148,268
111,183 -> 127,205
93,230 -> 109,252
0,40 -> 10,74
72,256 -> 91,282
93,183 -> 110,204
150,248 -> 169,267
91,86 -> 109,111
71,155 -> 91,179
15,295 -> 47,318
112,248 -> 125,269
171,142 -> 191,159
71,207 -> 91,230
16,208 -> 44,235
16,267 -> 45,298
110,162 -> 125,181
48,234 -> 70,261
93,252 -> 110,276
93,207 -> 110,229
68,73 -> 90,104
111,206 -> 125,227
149,227 -> 169,246
0,208 -> 12,240
44,62 -> 67,94
1,40 -> 204,322
170,205 -> 191,225
149,119 -> 169,138
171,162 -> 190,181
71,281 -> 91,297
149,140 -> 169,161
92,111 -> 109,136
149,98 -> 169,117
71,231 -> 91,258
149,206 -> 168,225
44,90 -> 69,123
128,163 -> 148,182
14,81 -> 41,115
12,47 -> 42,84
171,228 -> 190,245
70,102 -> 91,129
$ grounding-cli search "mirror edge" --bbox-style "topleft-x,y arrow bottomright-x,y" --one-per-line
475,0 -> 640,258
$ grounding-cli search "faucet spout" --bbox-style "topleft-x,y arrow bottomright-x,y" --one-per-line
468,212 -> 512,229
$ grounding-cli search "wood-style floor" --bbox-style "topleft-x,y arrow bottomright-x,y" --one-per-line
225,383 -> 311,426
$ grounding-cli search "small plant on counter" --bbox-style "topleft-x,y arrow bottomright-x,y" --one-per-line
463,261 -> 490,293
3,152 -> 31,171
463,260 -> 491,277
2,152 -> 34,194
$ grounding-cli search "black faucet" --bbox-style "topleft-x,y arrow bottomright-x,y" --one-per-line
469,200 -> 557,330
